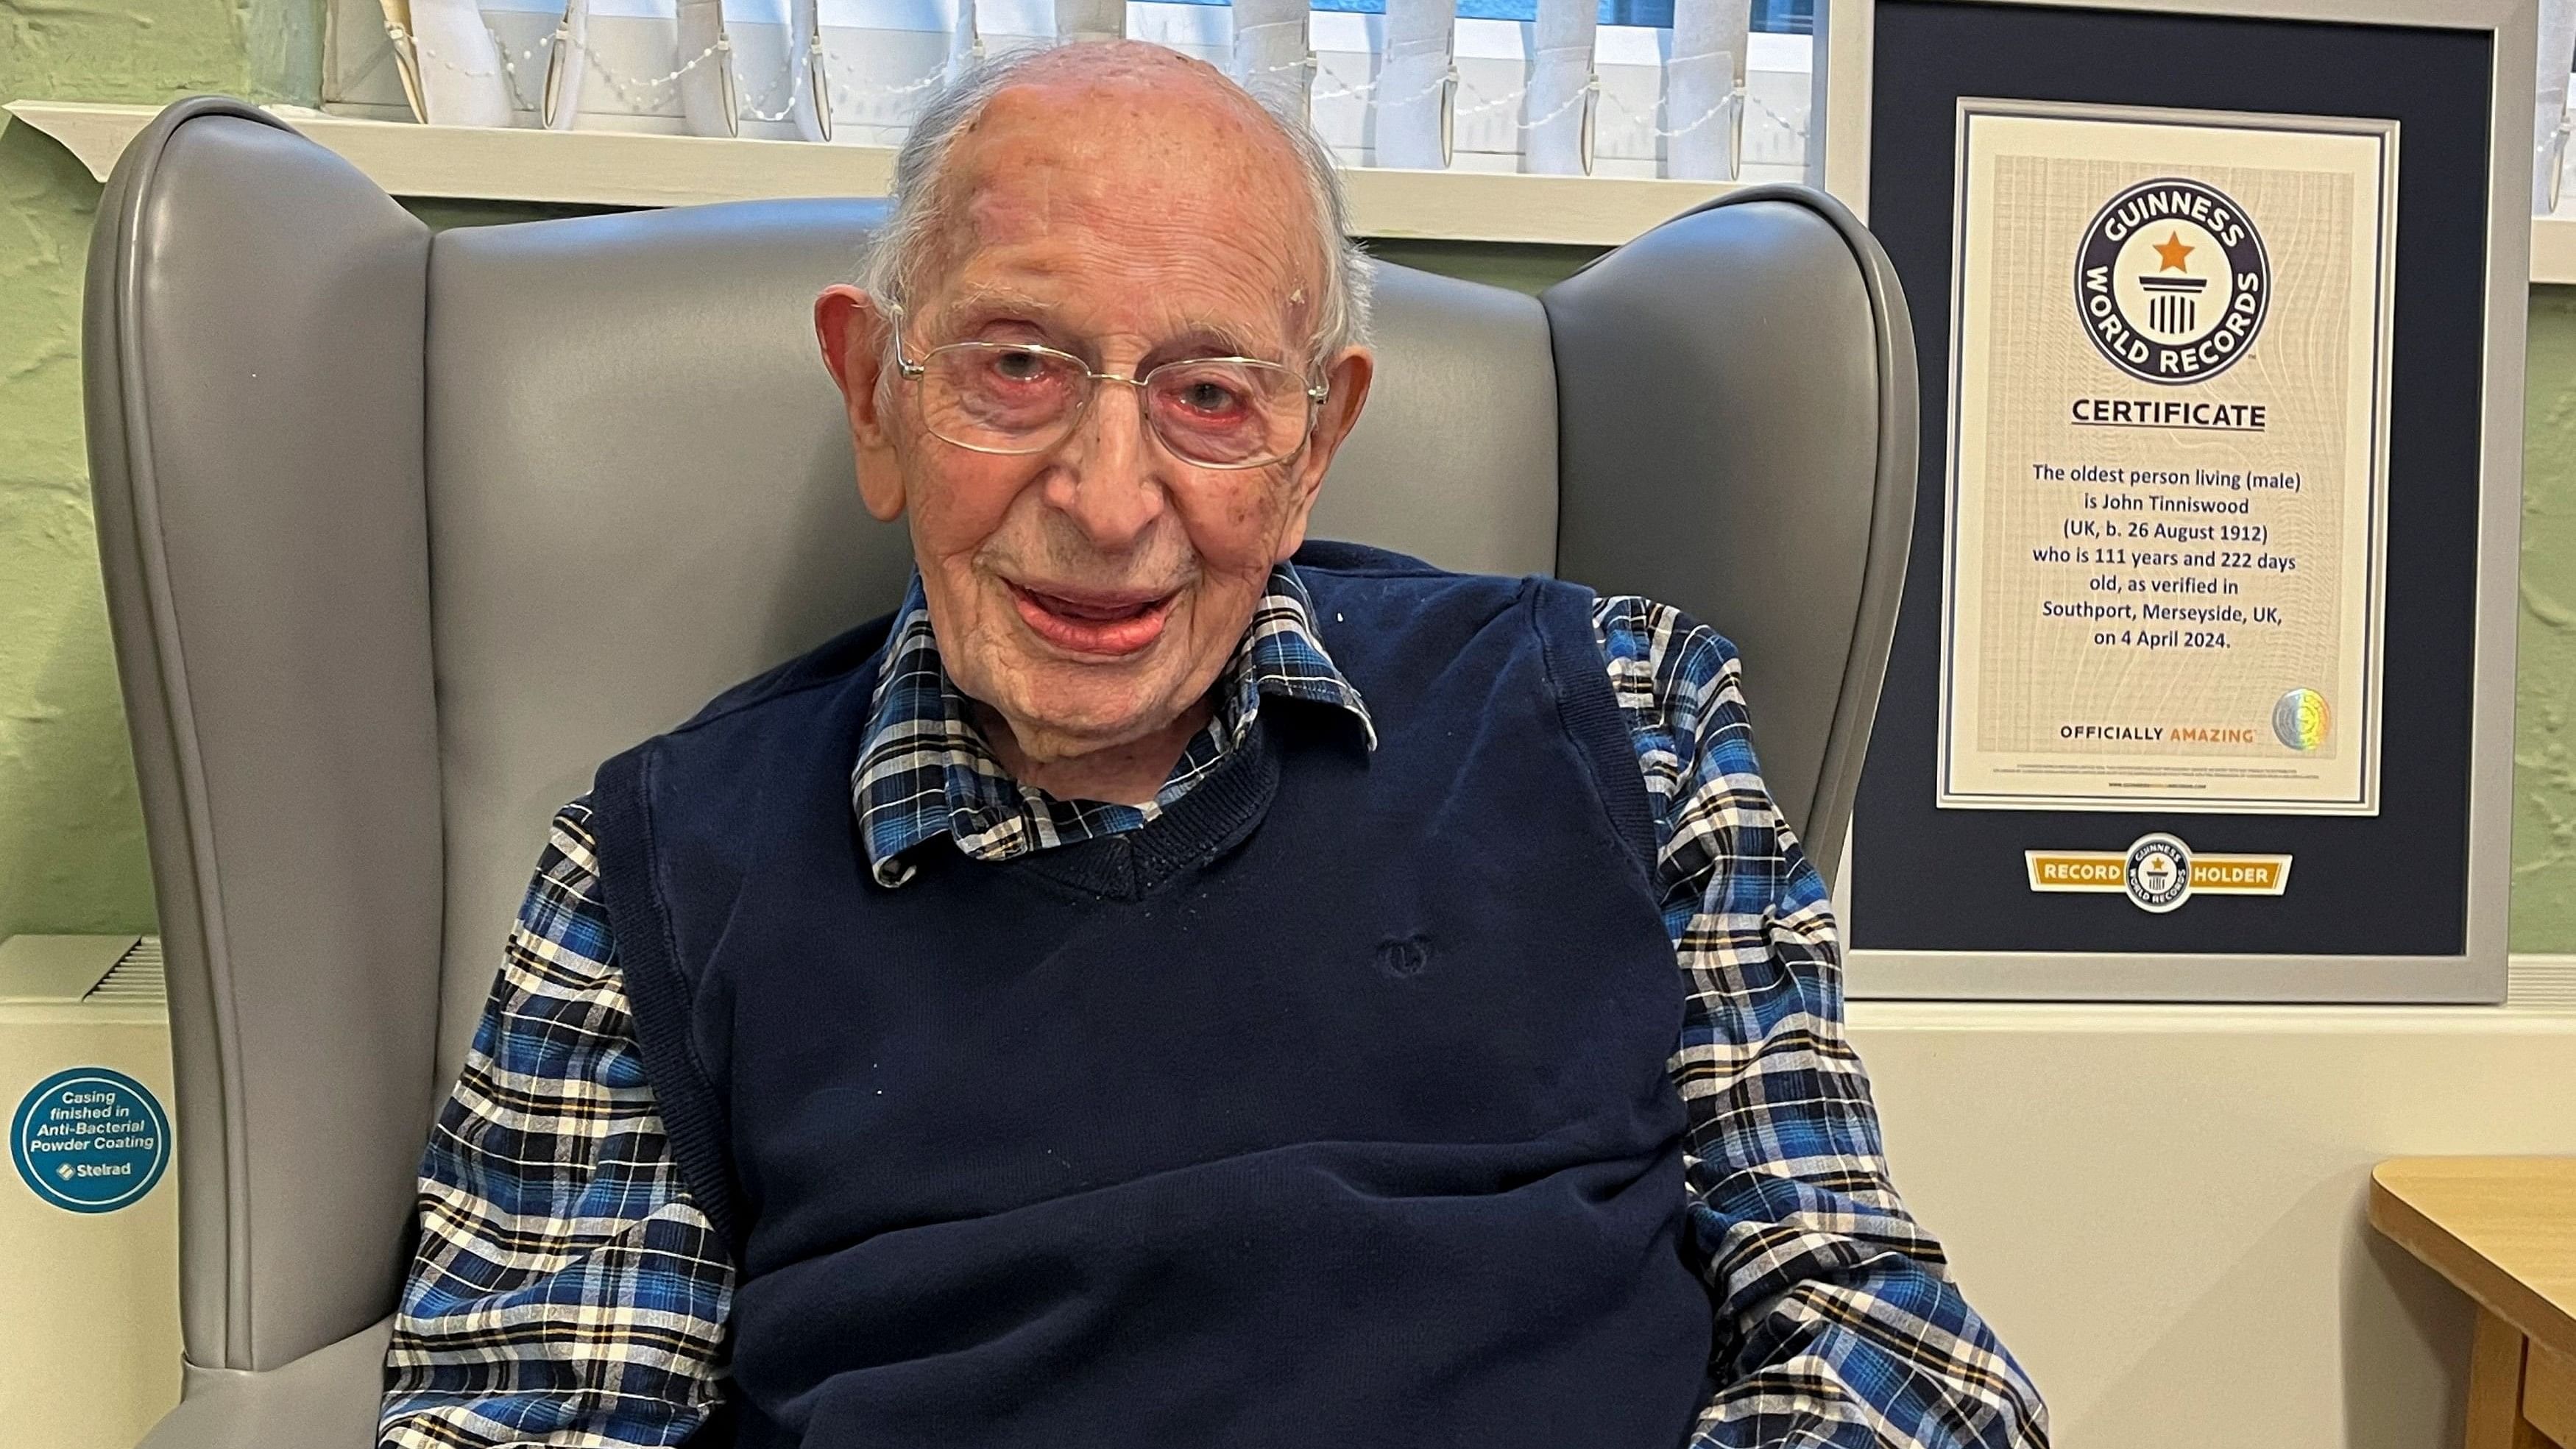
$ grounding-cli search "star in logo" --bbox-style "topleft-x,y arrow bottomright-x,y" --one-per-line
2152,231 -> 2195,272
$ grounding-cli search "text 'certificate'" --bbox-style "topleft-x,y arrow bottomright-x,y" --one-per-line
1939,101 -> 2396,815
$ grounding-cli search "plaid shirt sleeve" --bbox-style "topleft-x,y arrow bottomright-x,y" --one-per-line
1593,595 -> 2049,1449
380,798 -> 735,1449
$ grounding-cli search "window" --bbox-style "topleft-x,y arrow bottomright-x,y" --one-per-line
334,0 -> 1813,181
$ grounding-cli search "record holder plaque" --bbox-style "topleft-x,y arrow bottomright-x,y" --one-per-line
1833,0 -> 2530,1001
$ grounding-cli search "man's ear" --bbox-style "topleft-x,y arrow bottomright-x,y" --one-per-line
815,284 -> 908,522
1272,345 -> 1375,562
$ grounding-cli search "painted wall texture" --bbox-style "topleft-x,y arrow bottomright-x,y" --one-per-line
2516,289 -> 2576,949
3,30 -> 2575,946
0,0 -> 267,942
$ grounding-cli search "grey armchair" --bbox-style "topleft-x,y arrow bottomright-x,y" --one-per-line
84,94 -> 1917,1448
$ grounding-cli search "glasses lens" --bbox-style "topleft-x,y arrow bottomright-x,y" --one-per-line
919,343 -> 1087,451
1145,359 -> 1309,467
911,341 -> 1313,466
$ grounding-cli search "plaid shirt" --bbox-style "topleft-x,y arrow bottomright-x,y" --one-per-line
382,566 -> 2045,1449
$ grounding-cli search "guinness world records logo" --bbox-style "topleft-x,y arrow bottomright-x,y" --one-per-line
2074,177 -> 2271,384
2124,833 -> 2193,913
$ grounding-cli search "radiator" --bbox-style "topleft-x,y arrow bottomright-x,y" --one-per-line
1,935 -> 182,1448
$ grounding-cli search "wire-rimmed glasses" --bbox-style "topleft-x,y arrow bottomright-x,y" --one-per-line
887,309 -> 1328,470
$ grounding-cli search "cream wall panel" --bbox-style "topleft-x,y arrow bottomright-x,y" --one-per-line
1852,1002 -> 2576,1446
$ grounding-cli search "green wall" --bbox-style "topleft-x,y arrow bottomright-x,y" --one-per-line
4,17 -> 2575,946
2517,291 -> 2576,947
0,0 -> 262,942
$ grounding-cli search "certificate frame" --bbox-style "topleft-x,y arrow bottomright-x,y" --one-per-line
1819,0 -> 2530,1002
1938,98 -> 2400,818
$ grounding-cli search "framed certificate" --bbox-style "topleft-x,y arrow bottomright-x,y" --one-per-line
1942,101 -> 2396,817
1827,0 -> 2530,1002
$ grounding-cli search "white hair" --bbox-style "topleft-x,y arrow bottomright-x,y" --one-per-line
857,43 -> 1373,371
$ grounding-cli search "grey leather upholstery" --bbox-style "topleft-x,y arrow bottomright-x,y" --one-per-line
87,95 -> 1915,1448
1551,187 -> 1917,904
86,100 -> 441,1384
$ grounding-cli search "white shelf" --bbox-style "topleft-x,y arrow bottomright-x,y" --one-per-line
2536,213 -> 2576,285
4,99 -> 1748,247
33,96 -> 2576,269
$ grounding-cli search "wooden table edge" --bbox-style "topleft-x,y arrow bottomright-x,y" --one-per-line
2369,1164 -> 2576,1362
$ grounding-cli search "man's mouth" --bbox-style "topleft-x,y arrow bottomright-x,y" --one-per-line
1008,582 -> 1179,657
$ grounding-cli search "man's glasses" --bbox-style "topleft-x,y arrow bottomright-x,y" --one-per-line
887,310 -> 1328,470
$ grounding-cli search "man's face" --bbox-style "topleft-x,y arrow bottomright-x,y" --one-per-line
818,49 -> 1373,766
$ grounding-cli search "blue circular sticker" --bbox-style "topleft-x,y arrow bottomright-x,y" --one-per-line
12,1067 -> 171,1213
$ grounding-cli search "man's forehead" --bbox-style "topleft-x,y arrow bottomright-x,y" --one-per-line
918,76 -> 1320,344
967,41 -> 1280,141
946,87 -> 1301,235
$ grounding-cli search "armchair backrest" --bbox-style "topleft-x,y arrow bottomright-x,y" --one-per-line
85,96 -> 1914,1386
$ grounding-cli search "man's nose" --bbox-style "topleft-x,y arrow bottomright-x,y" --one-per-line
1044,379 -> 1167,550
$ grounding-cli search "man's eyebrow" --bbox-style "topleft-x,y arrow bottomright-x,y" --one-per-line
930,294 -> 1281,361
1162,319 -> 1274,361
933,289 -> 1055,328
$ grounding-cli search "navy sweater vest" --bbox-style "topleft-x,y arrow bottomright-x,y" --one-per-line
590,544 -> 1713,1449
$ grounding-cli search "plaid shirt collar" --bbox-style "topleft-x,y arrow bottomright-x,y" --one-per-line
850,563 -> 1375,887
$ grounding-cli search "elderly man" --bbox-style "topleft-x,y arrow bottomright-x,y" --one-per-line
381,39 -> 2040,1449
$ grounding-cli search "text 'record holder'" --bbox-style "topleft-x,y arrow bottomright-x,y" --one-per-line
1840,0 -> 2531,1002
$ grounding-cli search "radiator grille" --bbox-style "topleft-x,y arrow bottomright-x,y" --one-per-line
84,937 -> 166,1005
2510,954 -> 2576,1012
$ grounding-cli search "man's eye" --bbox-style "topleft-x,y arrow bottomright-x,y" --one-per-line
1175,379 -> 1247,415
990,350 -> 1050,383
